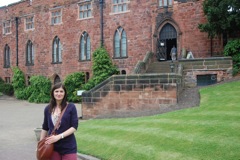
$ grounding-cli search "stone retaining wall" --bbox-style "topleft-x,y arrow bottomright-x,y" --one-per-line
180,57 -> 232,87
82,74 -> 182,119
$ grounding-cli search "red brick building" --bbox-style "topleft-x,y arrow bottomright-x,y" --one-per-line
0,0 -> 224,84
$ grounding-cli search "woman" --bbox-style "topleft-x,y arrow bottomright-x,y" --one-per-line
40,83 -> 79,160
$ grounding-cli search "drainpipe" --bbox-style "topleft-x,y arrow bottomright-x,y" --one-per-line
99,0 -> 104,47
15,17 -> 19,66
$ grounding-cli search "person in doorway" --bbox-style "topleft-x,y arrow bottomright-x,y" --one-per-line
170,45 -> 177,60
39,83 -> 79,160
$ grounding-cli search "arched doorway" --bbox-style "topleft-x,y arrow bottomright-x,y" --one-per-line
157,23 -> 177,61
54,75 -> 61,84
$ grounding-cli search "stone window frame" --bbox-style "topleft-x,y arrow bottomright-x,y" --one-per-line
4,44 -> 10,68
78,1 -> 93,20
3,20 -> 11,35
79,31 -> 91,61
159,0 -> 173,7
26,40 -> 34,66
52,36 -> 62,64
25,16 -> 34,31
113,26 -> 128,59
50,7 -> 62,25
111,0 -> 130,14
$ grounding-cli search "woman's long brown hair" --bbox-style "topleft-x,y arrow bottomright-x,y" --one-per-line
49,83 -> 68,113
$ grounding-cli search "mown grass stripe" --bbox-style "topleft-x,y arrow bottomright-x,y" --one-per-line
77,132 -> 200,160
79,122 -> 240,148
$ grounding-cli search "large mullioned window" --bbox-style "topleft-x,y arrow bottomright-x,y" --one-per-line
114,27 -> 127,58
80,32 -> 91,61
112,0 -> 129,13
25,16 -> 34,30
51,10 -> 62,25
79,2 -> 92,19
3,20 -> 11,34
52,36 -> 62,63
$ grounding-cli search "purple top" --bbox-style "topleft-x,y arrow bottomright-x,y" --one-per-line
42,103 -> 79,155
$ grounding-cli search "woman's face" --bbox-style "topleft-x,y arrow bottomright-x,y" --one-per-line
53,87 -> 65,102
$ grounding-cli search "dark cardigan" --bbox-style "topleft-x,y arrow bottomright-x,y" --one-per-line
42,103 -> 79,155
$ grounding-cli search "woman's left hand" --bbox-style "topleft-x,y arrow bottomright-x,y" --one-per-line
45,135 -> 61,144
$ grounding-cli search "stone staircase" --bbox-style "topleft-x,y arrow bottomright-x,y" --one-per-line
146,61 -> 179,73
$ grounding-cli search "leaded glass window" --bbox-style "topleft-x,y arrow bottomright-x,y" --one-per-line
114,27 -> 127,58
25,16 -> 34,30
112,0 -> 129,13
26,40 -> 34,65
79,2 -> 92,19
4,44 -> 10,68
52,36 -> 62,63
51,10 -> 62,25
3,20 -> 11,34
80,32 -> 91,61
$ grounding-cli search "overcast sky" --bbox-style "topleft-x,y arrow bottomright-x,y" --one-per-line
0,0 -> 20,7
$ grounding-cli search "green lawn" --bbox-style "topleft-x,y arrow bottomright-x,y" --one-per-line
75,80 -> 240,160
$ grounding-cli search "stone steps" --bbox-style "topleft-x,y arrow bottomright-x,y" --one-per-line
146,61 -> 178,73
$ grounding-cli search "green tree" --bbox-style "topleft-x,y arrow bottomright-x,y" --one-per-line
12,67 -> 26,99
83,46 -> 119,90
198,0 -> 240,38
224,39 -> 240,75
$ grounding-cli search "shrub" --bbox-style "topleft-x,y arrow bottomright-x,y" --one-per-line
64,72 -> 85,102
12,67 -> 26,99
28,75 -> 51,103
224,39 -> 240,75
82,78 -> 96,91
0,83 -> 3,93
11,67 -> 52,103
12,67 -> 26,90
83,46 -> 119,90
0,77 -> 4,84
0,77 -> 4,94
0,83 -> 14,96
1,83 -> 14,96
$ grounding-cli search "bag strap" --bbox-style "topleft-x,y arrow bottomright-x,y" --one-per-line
51,104 -> 68,135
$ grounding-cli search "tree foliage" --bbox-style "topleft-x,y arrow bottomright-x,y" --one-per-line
64,72 -> 85,102
224,39 -> 240,75
12,67 -> 26,99
83,46 -> 119,91
27,75 -> 51,103
199,0 -> 240,38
